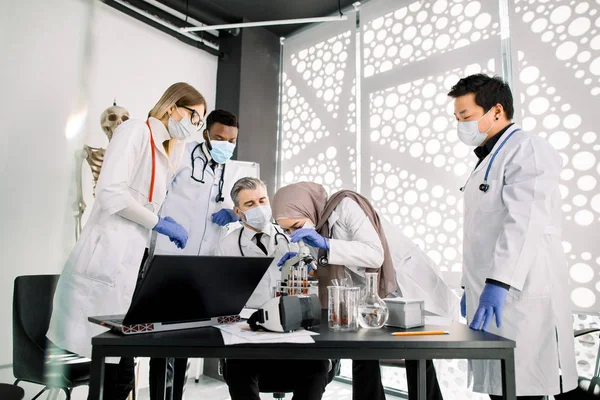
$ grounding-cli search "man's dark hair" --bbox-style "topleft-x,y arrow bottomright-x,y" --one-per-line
447,74 -> 514,120
206,109 -> 239,131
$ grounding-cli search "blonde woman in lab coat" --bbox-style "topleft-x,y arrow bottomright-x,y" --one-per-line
272,182 -> 454,400
47,82 -> 206,399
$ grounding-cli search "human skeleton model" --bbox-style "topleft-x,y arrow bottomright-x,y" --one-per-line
73,105 -> 130,239
277,241 -> 313,296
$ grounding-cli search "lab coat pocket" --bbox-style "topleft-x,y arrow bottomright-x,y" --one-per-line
477,180 -> 504,212
73,230 -> 123,287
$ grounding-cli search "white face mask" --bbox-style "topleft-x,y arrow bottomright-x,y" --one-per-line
298,220 -> 319,258
302,221 -> 314,229
457,108 -> 496,147
243,205 -> 272,231
167,107 -> 196,140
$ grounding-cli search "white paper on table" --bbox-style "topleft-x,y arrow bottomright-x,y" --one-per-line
424,315 -> 452,326
214,321 -> 318,345
224,333 -> 316,345
220,331 -> 234,345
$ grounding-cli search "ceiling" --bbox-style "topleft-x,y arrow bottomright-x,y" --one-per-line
157,0 -> 359,37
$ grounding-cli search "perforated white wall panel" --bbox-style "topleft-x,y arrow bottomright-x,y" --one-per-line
281,0 -> 600,397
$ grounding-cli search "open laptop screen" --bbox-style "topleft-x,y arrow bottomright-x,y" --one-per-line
123,255 -> 272,325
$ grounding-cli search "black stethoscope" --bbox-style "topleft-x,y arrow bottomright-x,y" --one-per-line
190,143 -> 226,203
460,128 -> 521,193
238,224 -> 291,256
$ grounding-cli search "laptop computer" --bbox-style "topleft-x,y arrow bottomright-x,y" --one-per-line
88,254 -> 273,335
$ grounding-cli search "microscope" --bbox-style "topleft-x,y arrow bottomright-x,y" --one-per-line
276,240 -> 315,296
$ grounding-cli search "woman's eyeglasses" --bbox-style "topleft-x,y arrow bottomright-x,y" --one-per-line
179,105 -> 205,130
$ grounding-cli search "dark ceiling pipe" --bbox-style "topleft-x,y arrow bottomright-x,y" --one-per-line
100,0 -> 225,58
120,0 -> 219,46
156,0 -> 240,36
155,0 -> 228,25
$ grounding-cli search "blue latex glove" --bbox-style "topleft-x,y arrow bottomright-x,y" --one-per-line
212,208 -> 240,226
289,228 -> 329,250
469,283 -> 509,331
277,252 -> 314,273
278,252 -> 298,268
460,293 -> 466,318
153,216 -> 188,249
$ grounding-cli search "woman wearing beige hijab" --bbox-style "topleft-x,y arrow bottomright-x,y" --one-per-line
272,182 -> 452,400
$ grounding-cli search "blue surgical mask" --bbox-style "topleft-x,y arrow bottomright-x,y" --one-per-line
209,139 -> 236,164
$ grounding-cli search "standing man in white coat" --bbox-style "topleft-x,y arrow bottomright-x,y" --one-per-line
153,109 -> 242,257
215,177 -> 331,400
448,74 -> 577,400
46,82 -> 205,399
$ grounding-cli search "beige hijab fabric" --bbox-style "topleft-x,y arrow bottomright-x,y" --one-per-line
272,182 -> 327,225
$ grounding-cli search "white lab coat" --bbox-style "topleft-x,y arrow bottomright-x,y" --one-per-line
47,118 -> 172,359
153,142 -> 249,256
325,198 -> 458,318
215,223 -> 299,308
461,125 -> 577,396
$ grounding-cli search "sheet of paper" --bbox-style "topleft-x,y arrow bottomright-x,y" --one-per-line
214,321 -> 318,345
220,331 -> 234,345
223,332 -> 316,345
424,316 -> 452,326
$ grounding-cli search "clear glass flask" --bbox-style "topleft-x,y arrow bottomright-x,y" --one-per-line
358,272 -> 389,329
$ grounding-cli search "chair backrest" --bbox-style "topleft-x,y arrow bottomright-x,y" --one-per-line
13,275 -> 59,381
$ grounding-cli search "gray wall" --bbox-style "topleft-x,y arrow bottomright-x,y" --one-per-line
216,27 -> 281,197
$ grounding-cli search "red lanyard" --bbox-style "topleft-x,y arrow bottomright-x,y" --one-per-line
145,120 -> 156,203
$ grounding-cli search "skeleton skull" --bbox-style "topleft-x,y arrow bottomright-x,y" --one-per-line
100,106 -> 130,141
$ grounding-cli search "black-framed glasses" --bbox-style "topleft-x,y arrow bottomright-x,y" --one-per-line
178,105 -> 205,130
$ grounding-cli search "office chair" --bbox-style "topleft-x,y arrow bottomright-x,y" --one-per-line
12,275 -> 90,400
555,327 -> 600,399
219,359 -> 341,399
0,383 -> 25,400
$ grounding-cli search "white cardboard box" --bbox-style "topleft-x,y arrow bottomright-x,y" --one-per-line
384,298 -> 425,329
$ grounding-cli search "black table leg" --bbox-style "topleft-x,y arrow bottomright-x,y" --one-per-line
501,350 -> 516,400
416,359 -> 426,400
156,358 -> 168,400
89,347 -> 105,400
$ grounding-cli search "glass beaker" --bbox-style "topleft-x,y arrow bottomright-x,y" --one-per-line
358,272 -> 389,329
328,286 -> 360,332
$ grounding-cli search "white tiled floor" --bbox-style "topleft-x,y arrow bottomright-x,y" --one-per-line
137,375 -> 404,400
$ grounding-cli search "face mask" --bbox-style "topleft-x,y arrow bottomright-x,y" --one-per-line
167,107 -> 196,140
243,205 -> 272,231
456,108 -> 496,147
298,220 -> 319,258
302,221 -> 314,229
209,139 -> 236,164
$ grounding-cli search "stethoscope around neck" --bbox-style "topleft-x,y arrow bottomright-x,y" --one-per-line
238,224 -> 291,256
460,128 -> 521,193
190,142 -> 226,203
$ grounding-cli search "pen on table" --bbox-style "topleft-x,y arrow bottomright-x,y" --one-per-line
391,331 -> 449,337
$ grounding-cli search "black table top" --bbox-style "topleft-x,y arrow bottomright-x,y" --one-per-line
92,314 -> 515,351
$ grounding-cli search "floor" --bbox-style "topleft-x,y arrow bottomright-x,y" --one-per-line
137,375 -> 405,400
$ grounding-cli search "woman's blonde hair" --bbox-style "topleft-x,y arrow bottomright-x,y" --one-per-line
148,82 -> 207,160
148,82 -> 207,120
